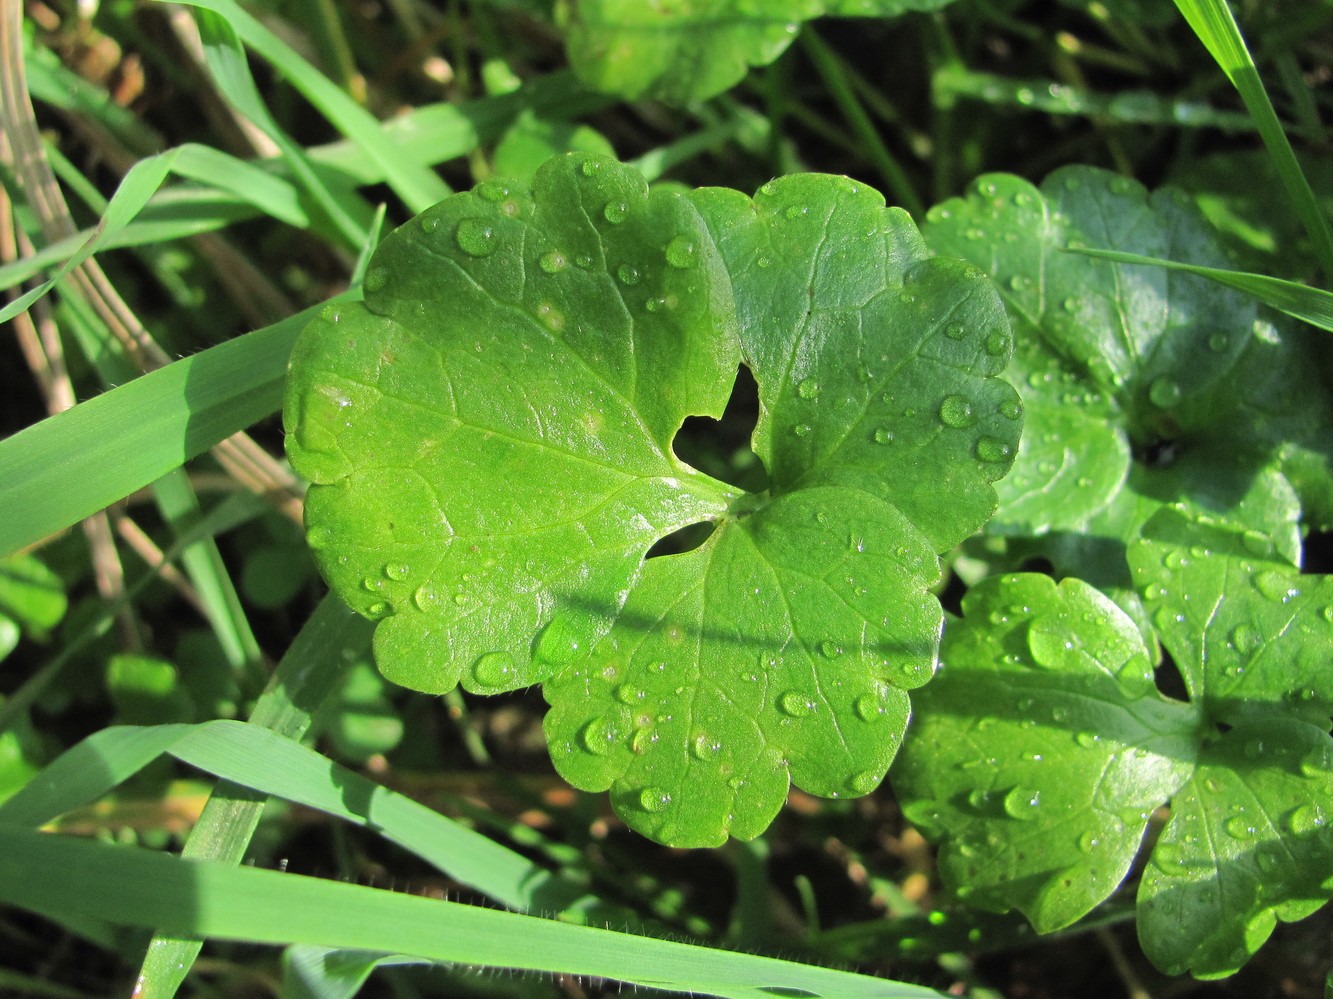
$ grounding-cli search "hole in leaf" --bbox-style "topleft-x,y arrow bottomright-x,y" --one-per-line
1133,437 -> 1179,469
1153,646 -> 1189,703
646,521 -> 716,559
673,364 -> 768,493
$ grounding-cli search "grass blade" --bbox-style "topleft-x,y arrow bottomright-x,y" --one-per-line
1172,0 -> 1333,279
0,143 -> 307,324
0,826 -> 946,999
1066,246 -> 1333,332
170,0 -> 451,214
0,299 -> 334,558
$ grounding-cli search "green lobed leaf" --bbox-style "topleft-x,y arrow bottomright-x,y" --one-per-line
285,154 -> 743,696
560,0 -> 956,103
896,513 -> 1333,976
287,156 -> 1021,845
921,165 -> 1326,584
542,171 -> 1018,845
1137,718 -> 1333,977
892,574 -> 1200,931
1130,508 -> 1333,726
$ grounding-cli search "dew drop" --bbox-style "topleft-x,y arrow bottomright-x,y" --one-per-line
1148,376 -> 1182,408
412,584 -> 442,612
420,215 -> 441,233
1230,623 -> 1261,655
976,436 -> 1012,462
539,250 -> 569,274
854,693 -> 883,722
796,377 -> 820,400
476,179 -> 508,202
873,427 -> 894,445
366,601 -> 387,616
778,690 -> 815,717
984,330 -> 1010,355
1239,529 -> 1271,557
849,770 -> 881,795
472,650 -> 516,688
1208,332 -> 1230,352
639,786 -> 671,812
1223,813 -> 1259,839
616,263 -> 641,286
784,204 -> 809,220
573,253 -> 594,269
1254,569 -> 1299,603
999,398 -> 1023,420
603,200 -> 629,224
384,563 -> 410,581
944,322 -> 966,340
306,524 -> 333,549
1285,802 -> 1327,835
455,218 -> 497,257
793,423 -> 813,438
819,640 -> 841,659
939,394 -> 977,428
534,616 -> 583,665
605,682 -> 638,706
580,159 -> 602,178
363,266 -> 388,292
665,235 -> 698,268
580,715 -> 622,755
691,732 -> 721,759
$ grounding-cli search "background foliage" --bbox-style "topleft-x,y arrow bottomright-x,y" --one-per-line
0,0 -> 1330,997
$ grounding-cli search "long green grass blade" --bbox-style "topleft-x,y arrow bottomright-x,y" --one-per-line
192,8 -> 369,248
0,142 -> 308,324
0,300 -> 331,558
1067,247 -> 1333,332
134,593 -> 372,998
1172,0 -> 1333,279
0,826 -> 945,999
170,0 -> 451,214
4,718 -> 598,916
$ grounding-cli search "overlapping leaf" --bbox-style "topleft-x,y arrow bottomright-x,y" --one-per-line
921,166 -> 1331,578
894,511 -> 1333,976
892,575 -> 1200,931
560,0 -> 956,103
543,173 -> 1020,845
286,155 -> 1022,845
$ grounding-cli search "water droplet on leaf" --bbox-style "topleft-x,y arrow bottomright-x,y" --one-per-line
603,201 -> 629,224
455,218 -> 497,257
639,787 -> 671,813
939,394 -> 976,428
665,235 -> 698,268
849,770 -> 881,795
472,650 -> 516,688
363,267 -> 388,292
539,250 -> 568,274
778,690 -> 815,717
534,616 -> 583,665
976,436 -> 1011,462
796,377 -> 820,400
1148,376 -> 1182,408
580,715 -> 622,755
